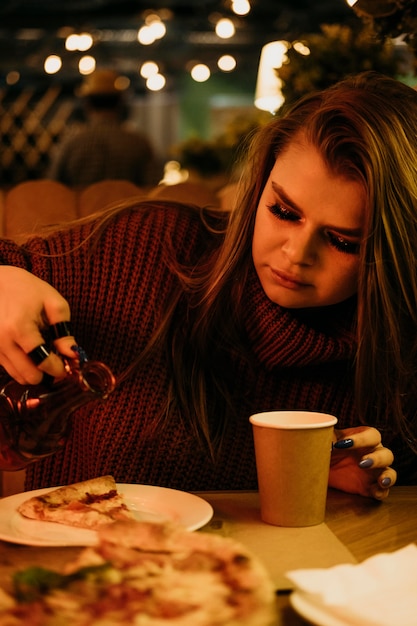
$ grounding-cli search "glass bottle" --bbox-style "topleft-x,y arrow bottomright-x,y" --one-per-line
0,357 -> 116,471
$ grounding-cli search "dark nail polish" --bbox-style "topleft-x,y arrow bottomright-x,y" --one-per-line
333,438 -> 354,449
71,345 -> 89,363
381,477 -> 391,487
359,458 -> 374,468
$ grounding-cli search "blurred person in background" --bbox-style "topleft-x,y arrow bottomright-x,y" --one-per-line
48,69 -> 158,188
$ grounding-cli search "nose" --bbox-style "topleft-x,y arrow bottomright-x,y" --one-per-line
282,227 -> 317,265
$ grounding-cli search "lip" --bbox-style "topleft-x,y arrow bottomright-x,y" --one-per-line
270,268 -> 311,289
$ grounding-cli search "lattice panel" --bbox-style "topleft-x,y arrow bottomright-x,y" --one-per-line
0,86 -> 75,186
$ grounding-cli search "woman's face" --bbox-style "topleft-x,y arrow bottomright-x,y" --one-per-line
252,137 -> 366,309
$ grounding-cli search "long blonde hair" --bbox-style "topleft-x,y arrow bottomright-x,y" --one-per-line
217,71 -> 417,450
181,70 -> 417,452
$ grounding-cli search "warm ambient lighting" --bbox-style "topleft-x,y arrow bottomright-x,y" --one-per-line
293,41 -> 310,56
114,75 -> 131,91
44,55 -> 62,74
191,63 -> 211,82
79,56 -> 96,75
217,54 -> 236,71
65,33 -> 93,52
140,61 -> 159,78
146,73 -> 166,91
215,18 -> 235,39
232,0 -> 251,16
254,41 -> 288,113
6,70 -> 20,85
138,15 -> 166,45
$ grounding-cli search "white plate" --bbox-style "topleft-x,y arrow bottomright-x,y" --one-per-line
0,484 -> 214,547
291,591 -> 361,626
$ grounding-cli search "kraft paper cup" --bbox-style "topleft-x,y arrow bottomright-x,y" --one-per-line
249,411 -> 337,527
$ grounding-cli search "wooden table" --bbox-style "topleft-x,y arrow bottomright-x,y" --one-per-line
0,486 -> 416,625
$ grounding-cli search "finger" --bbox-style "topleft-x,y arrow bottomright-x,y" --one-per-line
27,349 -> 68,380
42,296 -> 72,328
370,468 -> 397,500
41,298 -> 75,359
49,321 -> 73,340
48,321 -> 78,360
53,337 -> 79,360
379,467 -> 397,488
359,445 -> 395,469
370,484 -> 391,501
0,352 -> 33,385
0,334 -> 48,384
27,344 -> 50,366
334,426 -> 382,450
20,326 -> 68,380
0,349 -> 49,385
23,317 -> 76,373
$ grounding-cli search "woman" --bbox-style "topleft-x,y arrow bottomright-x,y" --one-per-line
1,71 -> 411,499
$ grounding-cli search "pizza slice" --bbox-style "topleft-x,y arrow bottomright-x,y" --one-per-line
17,475 -> 135,530
0,520 -> 276,625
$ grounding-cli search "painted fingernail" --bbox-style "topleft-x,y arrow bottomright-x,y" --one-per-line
71,345 -> 89,363
333,438 -> 354,449
359,458 -> 374,468
381,477 -> 391,487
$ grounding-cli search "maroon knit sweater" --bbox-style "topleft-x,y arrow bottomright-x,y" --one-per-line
0,203 -> 372,490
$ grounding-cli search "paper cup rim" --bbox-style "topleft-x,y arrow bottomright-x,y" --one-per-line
249,411 -> 338,429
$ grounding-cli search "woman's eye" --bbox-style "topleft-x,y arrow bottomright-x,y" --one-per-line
327,232 -> 360,255
268,203 -> 299,221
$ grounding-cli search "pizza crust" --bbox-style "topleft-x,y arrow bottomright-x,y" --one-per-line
17,475 -> 135,529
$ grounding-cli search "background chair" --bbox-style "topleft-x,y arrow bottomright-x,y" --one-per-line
78,179 -> 146,217
4,180 -> 77,243
148,181 -> 220,208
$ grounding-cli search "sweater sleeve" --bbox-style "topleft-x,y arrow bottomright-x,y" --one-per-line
0,203 -> 208,377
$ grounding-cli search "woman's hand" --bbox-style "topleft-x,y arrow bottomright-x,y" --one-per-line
0,266 -> 77,384
329,426 -> 397,500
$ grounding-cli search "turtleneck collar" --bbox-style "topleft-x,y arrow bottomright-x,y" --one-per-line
242,263 -> 357,370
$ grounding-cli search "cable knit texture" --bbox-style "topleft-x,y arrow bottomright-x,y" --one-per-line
0,203 -> 407,490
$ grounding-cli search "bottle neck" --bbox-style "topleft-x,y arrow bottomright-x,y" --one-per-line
66,359 -> 116,399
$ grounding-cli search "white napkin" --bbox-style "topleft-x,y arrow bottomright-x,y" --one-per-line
286,543 -> 417,626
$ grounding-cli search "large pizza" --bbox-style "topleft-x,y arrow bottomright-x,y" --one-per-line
0,518 -> 276,625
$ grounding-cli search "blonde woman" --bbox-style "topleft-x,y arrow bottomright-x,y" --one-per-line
1,71 -> 411,498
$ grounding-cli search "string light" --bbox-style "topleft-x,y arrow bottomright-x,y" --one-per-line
218,55 -> 236,72
138,14 -> 166,45
145,16 -> 166,40
76,33 -> 94,52
191,63 -> 211,82
232,0 -> 251,16
146,73 -> 166,91
215,18 -> 235,39
138,25 -> 155,45
44,55 -> 62,74
140,61 -> 159,78
65,33 -> 93,52
293,41 -> 310,56
78,56 -> 96,75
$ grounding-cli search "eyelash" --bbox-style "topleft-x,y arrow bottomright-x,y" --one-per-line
267,203 -> 360,255
268,203 -> 298,222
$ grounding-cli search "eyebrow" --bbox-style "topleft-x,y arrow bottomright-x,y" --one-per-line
271,181 -> 363,237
